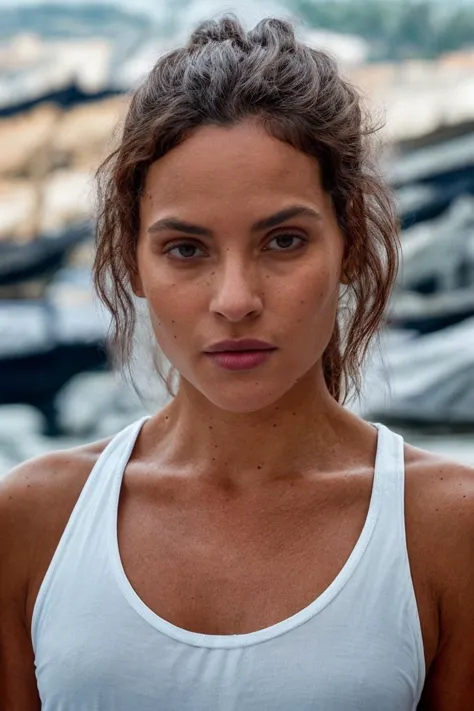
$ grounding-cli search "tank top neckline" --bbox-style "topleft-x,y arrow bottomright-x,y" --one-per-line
108,417 -> 388,649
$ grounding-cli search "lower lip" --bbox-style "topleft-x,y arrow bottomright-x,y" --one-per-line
205,350 -> 275,370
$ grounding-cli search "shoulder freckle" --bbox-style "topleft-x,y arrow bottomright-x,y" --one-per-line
406,448 -> 474,509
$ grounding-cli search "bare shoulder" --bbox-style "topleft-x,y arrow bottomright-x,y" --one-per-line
0,438 -> 112,710
0,435 -> 112,624
0,435 -> 112,540
403,441 -> 474,588
404,441 -> 474,549
403,441 -> 474,706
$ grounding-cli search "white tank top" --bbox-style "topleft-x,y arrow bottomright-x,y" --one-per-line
32,416 -> 426,710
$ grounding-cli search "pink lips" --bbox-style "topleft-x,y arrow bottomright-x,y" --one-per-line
204,339 -> 277,371
207,350 -> 274,370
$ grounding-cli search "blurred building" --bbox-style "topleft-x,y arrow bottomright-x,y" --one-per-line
0,1 -> 473,472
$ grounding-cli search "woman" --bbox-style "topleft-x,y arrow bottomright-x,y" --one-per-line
0,15 -> 473,711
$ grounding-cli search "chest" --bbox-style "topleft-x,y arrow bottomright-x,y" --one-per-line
116,474 -> 372,636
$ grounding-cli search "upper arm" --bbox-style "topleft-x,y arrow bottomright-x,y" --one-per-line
0,463 -> 44,710
0,585 -> 41,710
417,463 -> 474,709
418,634 -> 474,710
0,440 -> 106,710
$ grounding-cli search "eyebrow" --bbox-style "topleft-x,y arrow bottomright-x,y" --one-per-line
146,204 -> 322,238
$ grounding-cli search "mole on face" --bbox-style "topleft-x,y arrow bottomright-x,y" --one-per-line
138,121 -> 344,415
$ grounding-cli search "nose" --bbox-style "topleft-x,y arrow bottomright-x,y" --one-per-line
209,256 -> 263,322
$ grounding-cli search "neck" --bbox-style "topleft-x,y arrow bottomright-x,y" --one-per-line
148,366 -> 369,492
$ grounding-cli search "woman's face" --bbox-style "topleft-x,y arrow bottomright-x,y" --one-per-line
135,119 -> 347,412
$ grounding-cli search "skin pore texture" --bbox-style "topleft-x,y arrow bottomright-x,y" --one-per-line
2,117 -> 474,711
133,118 -> 369,490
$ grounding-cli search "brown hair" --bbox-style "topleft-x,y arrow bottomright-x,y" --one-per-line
94,14 -> 400,405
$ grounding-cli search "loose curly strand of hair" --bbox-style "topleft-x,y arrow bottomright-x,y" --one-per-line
94,14 -> 400,404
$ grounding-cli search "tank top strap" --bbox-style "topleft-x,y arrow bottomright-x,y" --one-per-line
78,415 -> 151,504
371,422 -> 406,531
374,423 -> 405,500
369,422 -> 425,687
31,415 -> 151,652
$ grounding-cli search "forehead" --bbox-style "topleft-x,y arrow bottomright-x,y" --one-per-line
142,120 -> 326,209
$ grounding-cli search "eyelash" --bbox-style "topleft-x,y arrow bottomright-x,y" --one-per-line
163,234 -> 307,260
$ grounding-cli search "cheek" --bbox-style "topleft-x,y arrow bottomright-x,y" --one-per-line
147,284 -> 187,333
282,262 -> 338,317
280,265 -> 340,360
140,269 -> 204,354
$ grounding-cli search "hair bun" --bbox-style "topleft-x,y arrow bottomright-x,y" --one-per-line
188,15 -> 248,49
188,15 -> 297,54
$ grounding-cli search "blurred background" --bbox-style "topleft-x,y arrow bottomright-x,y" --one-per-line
0,0 -> 473,474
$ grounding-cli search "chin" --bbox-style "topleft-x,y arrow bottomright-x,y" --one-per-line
193,374 -> 298,413
176,358 -> 318,412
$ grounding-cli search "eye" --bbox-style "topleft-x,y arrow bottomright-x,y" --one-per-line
163,241 -> 206,260
265,233 -> 307,251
